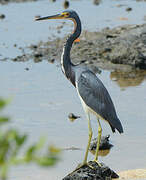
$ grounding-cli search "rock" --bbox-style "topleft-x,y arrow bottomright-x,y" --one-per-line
125,7 -> 132,12
89,135 -> 113,157
90,135 -> 113,151
63,0 -> 69,9
63,161 -> 119,180
0,14 -> 5,19
25,67 -> 29,71
93,0 -> 101,6
68,113 -> 81,122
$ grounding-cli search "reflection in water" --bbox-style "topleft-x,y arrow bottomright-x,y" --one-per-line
63,135 -> 113,157
90,149 -> 111,157
110,70 -> 146,88
89,135 -> 113,157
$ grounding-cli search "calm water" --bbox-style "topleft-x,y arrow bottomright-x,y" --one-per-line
0,0 -> 146,179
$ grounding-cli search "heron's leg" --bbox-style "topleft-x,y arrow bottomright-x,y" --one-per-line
83,112 -> 93,164
94,117 -> 102,162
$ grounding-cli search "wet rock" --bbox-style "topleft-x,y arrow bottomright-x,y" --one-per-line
49,58 -> 55,63
63,0 -> 69,9
63,161 -> 119,180
93,0 -> 102,6
125,7 -> 132,12
0,14 -> 5,19
25,67 -> 29,71
12,54 -> 28,62
68,113 -> 80,122
34,53 -> 43,58
90,135 -> 113,152
89,135 -> 113,157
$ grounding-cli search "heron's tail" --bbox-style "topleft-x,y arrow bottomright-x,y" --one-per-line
110,118 -> 124,134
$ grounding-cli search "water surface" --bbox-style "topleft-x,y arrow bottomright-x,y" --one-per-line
0,0 -> 146,179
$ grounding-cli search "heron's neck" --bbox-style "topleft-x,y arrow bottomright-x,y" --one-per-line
61,17 -> 81,86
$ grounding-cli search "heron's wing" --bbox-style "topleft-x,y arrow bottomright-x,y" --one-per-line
76,70 -> 123,133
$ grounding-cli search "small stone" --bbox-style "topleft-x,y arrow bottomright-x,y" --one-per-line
68,113 -> 80,122
126,7 -> 132,12
63,0 -> 69,9
90,135 -> 113,151
50,59 -> 55,63
93,0 -> 101,5
0,14 -> 5,19
34,53 -> 42,58
25,67 -> 29,71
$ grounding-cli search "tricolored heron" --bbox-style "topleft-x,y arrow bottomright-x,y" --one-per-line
36,10 -> 123,166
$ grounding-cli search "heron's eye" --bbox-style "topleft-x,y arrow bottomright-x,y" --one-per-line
65,12 -> 69,17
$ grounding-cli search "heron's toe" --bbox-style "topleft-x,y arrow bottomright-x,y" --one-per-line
76,162 -> 95,170
93,160 -> 102,167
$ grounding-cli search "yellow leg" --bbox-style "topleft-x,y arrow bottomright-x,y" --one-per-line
94,117 -> 102,162
83,113 -> 93,164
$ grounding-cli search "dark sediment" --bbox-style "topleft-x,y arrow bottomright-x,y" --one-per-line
77,24 -> 146,70
2,24 -> 146,73
63,161 -> 119,180
12,24 -> 146,71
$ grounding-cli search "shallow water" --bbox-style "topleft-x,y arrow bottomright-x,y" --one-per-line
1,60 -> 146,179
0,0 -> 146,179
1,0 -> 146,58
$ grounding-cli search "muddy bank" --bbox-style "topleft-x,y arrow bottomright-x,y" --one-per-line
1,23 -> 146,76
12,23 -> 146,71
71,24 -> 146,70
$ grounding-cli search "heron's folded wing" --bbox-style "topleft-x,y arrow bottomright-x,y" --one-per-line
77,70 -> 123,133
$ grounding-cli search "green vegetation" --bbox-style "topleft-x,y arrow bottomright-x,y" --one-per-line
0,98 -> 60,180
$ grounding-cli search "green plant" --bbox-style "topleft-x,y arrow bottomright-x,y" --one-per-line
0,98 -> 60,180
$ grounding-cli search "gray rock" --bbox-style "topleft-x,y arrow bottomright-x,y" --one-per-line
63,161 -> 119,180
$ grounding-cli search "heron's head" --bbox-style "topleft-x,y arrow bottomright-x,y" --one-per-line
35,10 -> 79,22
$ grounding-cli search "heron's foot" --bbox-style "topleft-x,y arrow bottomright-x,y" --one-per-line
76,162 -> 95,170
68,161 -> 96,177
93,159 -> 102,167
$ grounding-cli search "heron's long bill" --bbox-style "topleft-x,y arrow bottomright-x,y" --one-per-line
35,14 -> 64,21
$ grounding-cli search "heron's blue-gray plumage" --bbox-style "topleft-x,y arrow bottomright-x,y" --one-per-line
36,9 -> 123,164
76,69 -> 123,133
59,9 -> 123,134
